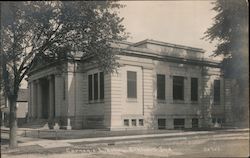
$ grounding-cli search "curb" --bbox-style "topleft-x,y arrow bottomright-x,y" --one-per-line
17,129 -> 249,147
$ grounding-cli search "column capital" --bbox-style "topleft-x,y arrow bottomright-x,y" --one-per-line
34,79 -> 40,84
47,75 -> 53,80
54,73 -> 62,77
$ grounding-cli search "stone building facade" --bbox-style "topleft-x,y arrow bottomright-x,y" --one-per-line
27,39 -> 233,130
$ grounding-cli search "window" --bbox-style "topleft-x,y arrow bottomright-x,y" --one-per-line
124,119 -> 129,126
131,119 -> 136,126
127,71 -> 137,98
192,118 -> 199,128
173,76 -> 184,100
214,80 -> 220,103
158,119 -> 166,129
191,78 -> 198,101
139,119 -> 144,126
100,72 -> 104,99
174,119 -> 185,129
157,74 -> 165,100
88,72 -> 104,101
94,73 -> 98,100
88,75 -> 93,100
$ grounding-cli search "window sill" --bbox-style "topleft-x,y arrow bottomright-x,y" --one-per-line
157,100 -> 167,104
213,103 -> 221,106
88,100 -> 105,104
123,126 -> 145,128
126,98 -> 138,103
190,101 -> 199,104
173,100 -> 185,104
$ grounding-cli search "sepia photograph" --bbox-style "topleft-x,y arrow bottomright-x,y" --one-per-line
0,1 -> 249,158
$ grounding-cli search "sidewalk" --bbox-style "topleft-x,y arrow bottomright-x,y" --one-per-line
2,128 -> 249,149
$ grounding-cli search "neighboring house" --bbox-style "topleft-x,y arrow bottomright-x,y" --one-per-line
27,39 -> 234,130
1,88 -> 28,126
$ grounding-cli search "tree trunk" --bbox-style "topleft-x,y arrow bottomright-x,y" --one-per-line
9,96 -> 18,148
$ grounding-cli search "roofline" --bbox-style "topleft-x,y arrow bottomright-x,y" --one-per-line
133,39 -> 205,53
27,60 -> 62,76
80,47 -> 220,68
112,40 -> 133,45
118,47 -> 220,68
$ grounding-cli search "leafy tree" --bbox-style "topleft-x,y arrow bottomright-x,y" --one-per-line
0,1 -> 127,148
203,0 -> 248,126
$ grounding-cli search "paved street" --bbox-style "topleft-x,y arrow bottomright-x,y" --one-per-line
1,129 -> 249,158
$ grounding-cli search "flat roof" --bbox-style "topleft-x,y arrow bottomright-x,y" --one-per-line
133,39 -> 205,53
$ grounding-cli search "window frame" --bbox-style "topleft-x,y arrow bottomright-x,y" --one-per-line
93,73 -> 98,100
173,76 -> 184,101
124,119 -> 129,126
173,118 -> 185,129
139,119 -> 144,126
99,72 -> 104,100
157,74 -> 166,100
88,75 -> 93,101
127,71 -> 137,99
88,72 -> 105,102
214,79 -> 221,104
131,119 -> 137,126
191,77 -> 198,101
158,118 -> 166,129
192,118 -> 199,128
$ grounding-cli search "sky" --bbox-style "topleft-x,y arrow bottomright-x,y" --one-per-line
118,1 -> 218,57
20,1 -> 219,88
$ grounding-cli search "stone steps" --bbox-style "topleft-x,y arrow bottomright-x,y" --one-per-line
20,119 -> 48,129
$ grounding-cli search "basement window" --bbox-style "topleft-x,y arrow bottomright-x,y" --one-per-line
192,118 -> 199,128
124,119 -> 129,126
158,119 -> 166,129
132,119 -> 137,126
139,119 -> 144,126
174,118 -> 185,129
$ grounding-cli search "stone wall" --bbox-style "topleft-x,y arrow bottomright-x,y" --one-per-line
27,41 -> 228,130
105,54 -> 221,130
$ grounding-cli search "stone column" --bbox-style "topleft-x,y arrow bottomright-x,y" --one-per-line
1,111 -> 5,127
28,82 -> 32,120
37,79 -> 42,118
32,81 -> 37,118
54,74 -> 62,117
48,75 -> 55,119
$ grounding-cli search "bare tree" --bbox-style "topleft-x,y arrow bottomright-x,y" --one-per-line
0,1 -> 127,148
203,0 -> 249,127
